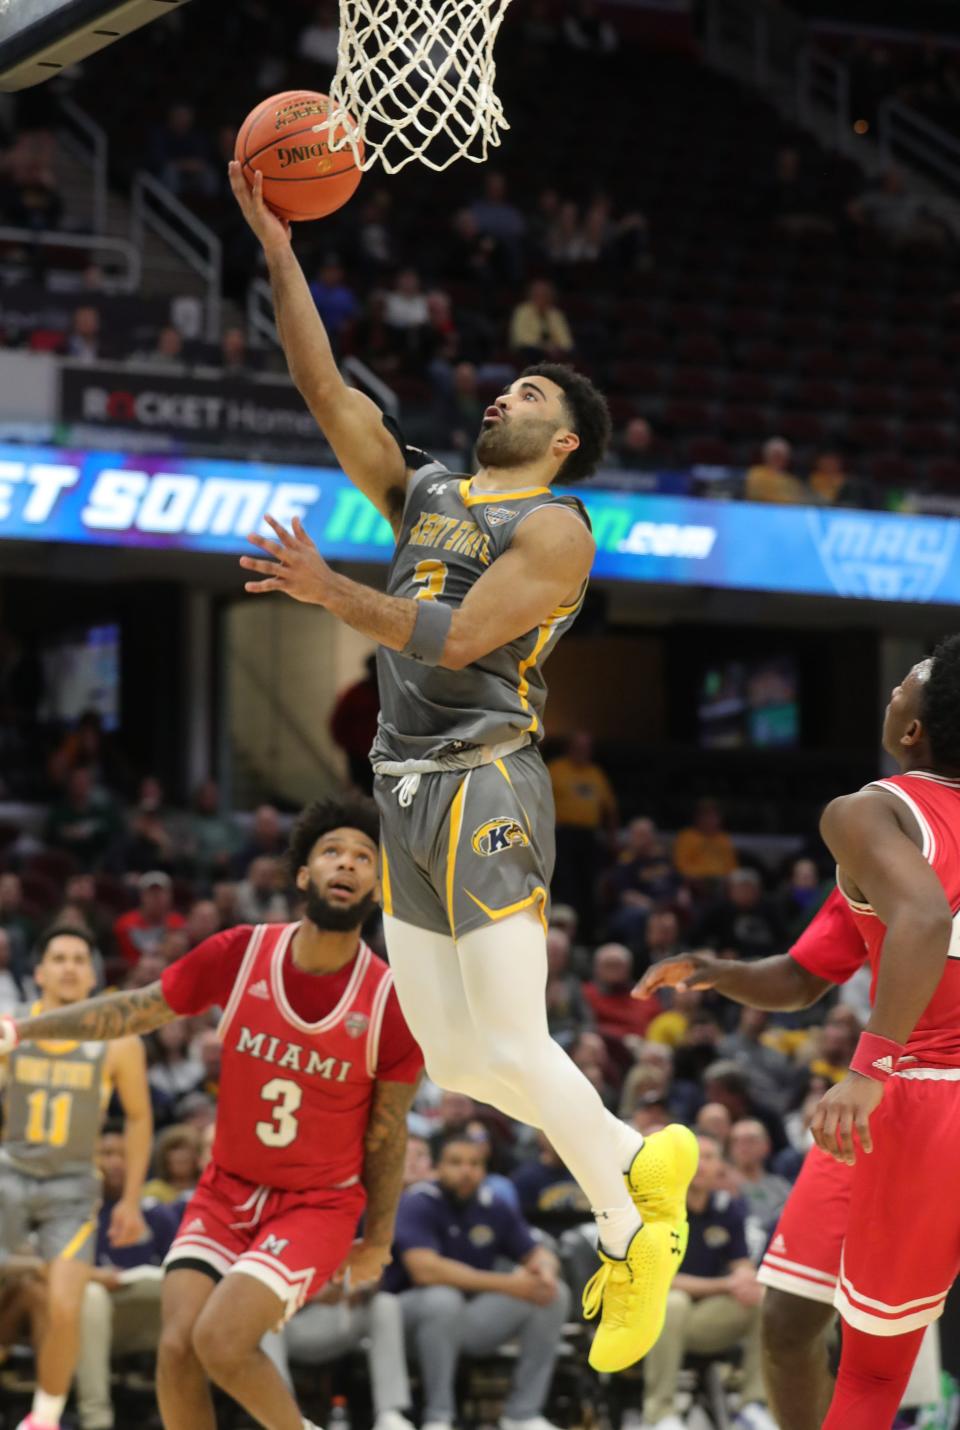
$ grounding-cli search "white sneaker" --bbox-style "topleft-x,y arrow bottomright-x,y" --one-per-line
735,1406 -> 778,1430
500,1419 -> 563,1430
374,1415 -> 416,1430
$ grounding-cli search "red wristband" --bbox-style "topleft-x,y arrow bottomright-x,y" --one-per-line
850,1031 -> 904,1082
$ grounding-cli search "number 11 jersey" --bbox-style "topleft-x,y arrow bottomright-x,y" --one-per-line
161,923 -> 422,1192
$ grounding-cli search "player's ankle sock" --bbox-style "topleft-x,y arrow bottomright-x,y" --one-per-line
606,1113 -> 643,1172
594,1204 -> 642,1258
31,1391 -> 66,1427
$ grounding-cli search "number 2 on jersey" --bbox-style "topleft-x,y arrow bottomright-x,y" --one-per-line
25,1089 -> 72,1148
256,1077 -> 303,1147
412,559 -> 447,601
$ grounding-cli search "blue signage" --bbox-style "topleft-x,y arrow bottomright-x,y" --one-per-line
0,443 -> 958,605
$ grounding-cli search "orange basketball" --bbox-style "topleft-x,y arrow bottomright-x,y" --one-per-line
234,90 -> 363,222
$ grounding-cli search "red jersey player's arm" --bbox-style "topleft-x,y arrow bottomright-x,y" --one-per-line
821,789 -> 953,1045
360,1077 -> 421,1252
4,981 -> 177,1046
240,504 -> 595,672
635,950 -> 831,1010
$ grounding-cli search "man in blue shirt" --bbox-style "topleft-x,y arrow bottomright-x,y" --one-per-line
389,1129 -> 571,1430
74,1127 -> 184,1430
640,1135 -> 776,1430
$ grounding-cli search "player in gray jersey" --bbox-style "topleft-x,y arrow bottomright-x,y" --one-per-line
1,927 -> 152,1430
230,162 -> 699,1372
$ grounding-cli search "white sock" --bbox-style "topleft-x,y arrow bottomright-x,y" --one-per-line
31,1391 -> 66,1427
607,1113 -> 644,1172
594,1203 -> 643,1258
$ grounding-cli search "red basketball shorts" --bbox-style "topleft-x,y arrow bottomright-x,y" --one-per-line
758,1145 -> 852,1305
760,1073 -> 960,1335
165,1161 -> 366,1321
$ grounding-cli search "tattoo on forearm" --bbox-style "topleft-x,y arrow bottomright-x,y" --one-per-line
19,982 -> 176,1044
363,1079 -> 417,1242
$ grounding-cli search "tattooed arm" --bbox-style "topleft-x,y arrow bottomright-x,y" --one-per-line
333,1076 -> 419,1287
3,982 -> 177,1048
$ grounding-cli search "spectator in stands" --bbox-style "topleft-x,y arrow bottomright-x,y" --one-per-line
212,879 -> 239,930
1,164 -> 63,235
148,1022 -> 203,1102
47,709 -> 121,791
809,448 -> 875,509
470,170 -> 526,277
220,325 -> 258,376
847,166 -> 951,252
121,775 -> 178,874
389,1129 -> 571,1427
309,255 -> 359,349
183,897 -> 219,945
329,654 -> 379,793
62,872 -> 113,954
45,767 -> 122,871
584,942 -> 660,1039
695,1101 -> 733,1146
614,416 -> 661,472
604,818 -> 684,953
696,867 -> 788,961
562,0 -> 619,54
297,1 -> 340,66
404,1134 -> 434,1189
65,305 -> 105,363
719,1008 -> 794,1113
0,928 -> 23,1015
703,1060 -> 787,1154
149,102 -> 217,199
433,360 -> 485,463
143,1123 -> 204,1203
384,267 -> 430,332
182,779 -> 240,880
231,803 -> 285,875
544,200 -> 588,265
76,1126 -> 183,1430
113,871 -> 186,969
727,1118 -> 791,1234
233,855 -> 290,924
137,324 -> 186,368
0,872 -> 34,982
805,1005 -> 859,1085
548,731 -> 617,935
745,437 -> 809,505
511,1131 -> 590,1215
777,856 -> 827,942
268,1280 -> 415,1430
642,909 -> 687,969
673,798 -> 738,884
640,1135 -> 773,1430
509,278 -> 575,363
545,925 -> 592,1045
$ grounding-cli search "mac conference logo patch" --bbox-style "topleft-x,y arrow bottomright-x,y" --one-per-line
471,817 -> 530,856
484,507 -> 518,527
345,1012 -> 370,1038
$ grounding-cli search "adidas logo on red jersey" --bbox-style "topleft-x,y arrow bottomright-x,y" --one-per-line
872,1055 -> 895,1075
185,1217 -> 206,1233
771,1234 -> 787,1255
247,980 -> 270,1000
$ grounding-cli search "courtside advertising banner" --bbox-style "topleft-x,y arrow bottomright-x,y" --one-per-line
0,443 -> 957,604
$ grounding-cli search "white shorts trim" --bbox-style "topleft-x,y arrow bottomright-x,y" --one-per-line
838,1257 -> 952,1315
834,1283 -> 947,1337
761,1251 -> 837,1287
227,1251 -> 315,1322
758,1265 -> 837,1305
895,1066 -> 960,1080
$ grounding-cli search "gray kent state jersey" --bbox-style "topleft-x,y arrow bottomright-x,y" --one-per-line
1,1012 -> 109,1178
372,459 -> 591,768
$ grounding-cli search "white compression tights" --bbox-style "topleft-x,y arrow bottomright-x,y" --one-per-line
383,910 -> 642,1243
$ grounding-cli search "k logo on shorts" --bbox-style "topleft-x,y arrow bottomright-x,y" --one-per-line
471,818 -> 530,856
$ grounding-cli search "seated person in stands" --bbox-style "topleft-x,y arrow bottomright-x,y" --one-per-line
510,1131 -> 589,1217
744,437 -> 809,506
387,1128 -> 571,1430
641,1135 -> 775,1430
76,1125 -> 184,1430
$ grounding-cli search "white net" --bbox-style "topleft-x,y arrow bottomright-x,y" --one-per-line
328,0 -> 513,174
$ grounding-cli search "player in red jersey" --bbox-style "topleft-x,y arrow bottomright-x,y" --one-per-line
0,797 -> 424,1430
636,889 -> 867,1430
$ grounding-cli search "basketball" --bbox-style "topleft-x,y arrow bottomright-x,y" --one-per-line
234,90 -> 363,222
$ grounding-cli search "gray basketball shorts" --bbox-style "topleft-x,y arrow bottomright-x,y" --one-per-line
0,1166 -> 100,1264
374,745 -> 555,941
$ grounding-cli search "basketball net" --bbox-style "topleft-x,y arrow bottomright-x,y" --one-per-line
328,0 -> 513,173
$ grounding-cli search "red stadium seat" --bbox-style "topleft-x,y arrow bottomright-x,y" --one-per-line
849,385 -> 898,415
790,380 -> 842,411
726,373 -> 774,403
687,436 -> 734,465
902,422 -> 952,455
675,332 -> 725,365
846,417 -> 897,450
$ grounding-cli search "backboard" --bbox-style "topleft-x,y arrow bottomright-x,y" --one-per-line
0,0 -> 191,91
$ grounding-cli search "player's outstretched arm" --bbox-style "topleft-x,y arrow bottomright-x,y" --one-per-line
811,790 -> 953,1164
0,981 -> 177,1053
634,951 -> 831,1011
228,162 -> 408,529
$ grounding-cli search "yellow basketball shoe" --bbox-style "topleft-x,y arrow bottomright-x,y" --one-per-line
583,1221 -> 684,1372
625,1123 -> 699,1233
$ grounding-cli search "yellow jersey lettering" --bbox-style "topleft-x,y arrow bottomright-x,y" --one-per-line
51,1061 -> 94,1091
15,1056 -> 51,1086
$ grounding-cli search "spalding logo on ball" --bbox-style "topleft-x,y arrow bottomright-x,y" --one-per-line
234,90 -> 364,222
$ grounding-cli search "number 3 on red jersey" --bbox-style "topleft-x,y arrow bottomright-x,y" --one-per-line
256,1077 -> 303,1147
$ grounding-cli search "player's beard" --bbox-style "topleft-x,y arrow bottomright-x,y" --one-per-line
303,882 -> 378,932
474,414 -> 556,469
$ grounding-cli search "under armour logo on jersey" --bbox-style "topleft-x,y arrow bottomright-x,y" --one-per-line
670,1230 -> 682,1259
427,482 -> 449,495
247,980 -> 270,1000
